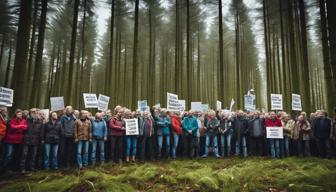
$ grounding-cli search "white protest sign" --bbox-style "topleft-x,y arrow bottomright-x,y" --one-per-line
271,94 -> 283,111
167,92 -> 180,112
125,118 -> 139,135
216,101 -> 222,111
137,100 -> 148,112
202,104 -> 209,113
266,126 -> 283,139
292,94 -> 302,111
191,102 -> 202,112
229,98 -> 235,111
83,93 -> 98,108
98,94 -> 110,111
0,87 -> 14,107
178,100 -> 186,112
244,94 -> 256,112
40,109 -> 50,122
50,97 -> 64,111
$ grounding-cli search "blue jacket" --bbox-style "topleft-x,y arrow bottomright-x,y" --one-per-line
92,119 -> 107,139
182,116 -> 198,136
156,115 -> 171,136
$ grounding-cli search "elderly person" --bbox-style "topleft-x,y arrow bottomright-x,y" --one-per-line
156,108 -> 171,159
182,110 -> 199,158
248,111 -> 264,156
232,110 -> 249,158
293,115 -> 311,157
281,113 -> 295,157
60,106 -> 76,169
218,111 -> 233,157
109,107 -> 125,163
312,110 -> 332,158
74,110 -> 92,168
139,111 -> 155,161
0,106 -> 8,166
202,110 -> 220,158
170,111 -> 182,159
91,112 -> 107,166
264,112 -> 282,158
124,109 -> 139,162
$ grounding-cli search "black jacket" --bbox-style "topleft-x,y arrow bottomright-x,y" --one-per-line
232,117 -> 249,140
23,117 -> 43,145
42,120 -> 62,144
313,117 -> 332,139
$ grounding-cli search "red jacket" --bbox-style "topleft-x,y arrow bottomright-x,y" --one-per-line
109,116 -> 125,136
5,118 -> 28,144
264,117 -> 282,128
0,117 -> 6,141
171,115 -> 183,135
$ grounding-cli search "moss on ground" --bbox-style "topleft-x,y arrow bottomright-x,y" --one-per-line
0,157 -> 335,192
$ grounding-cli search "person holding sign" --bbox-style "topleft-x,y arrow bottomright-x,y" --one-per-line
203,110 -> 220,158
292,115 -> 311,157
91,112 -> 108,166
109,107 -> 125,163
156,109 -> 171,159
41,112 -> 62,170
264,112 -> 282,158
74,110 -> 92,169
124,110 -> 139,162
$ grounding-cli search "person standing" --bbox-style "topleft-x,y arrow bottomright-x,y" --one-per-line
264,112 -> 282,158
41,112 -> 61,170
74,110 -> 92,168
0,107 -> 8,166
2,109 -> 28,172
281,113 -> 295,157
156,109 -> 171,159
182,110 -> 199,158
60,106 -> 76,169
109,108 -> 125,163
203,110 -> 220,158
20,108 -> 43,172
219,111 -> 233,157
124,110 -> 139,162
232,111 -> 249,158
292,115 -> 311,157
139,111 -> 154,161
248,111 -> 265,156
91,112 -> 107,166
170,111 -> 183,159
312,110 -> 333,158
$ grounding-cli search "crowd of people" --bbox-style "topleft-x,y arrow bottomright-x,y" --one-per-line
0,105 -> 335,174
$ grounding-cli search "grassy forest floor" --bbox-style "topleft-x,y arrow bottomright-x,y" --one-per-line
0,157 -> 335,192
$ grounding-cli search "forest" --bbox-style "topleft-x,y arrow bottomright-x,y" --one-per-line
0,0 -> 335,114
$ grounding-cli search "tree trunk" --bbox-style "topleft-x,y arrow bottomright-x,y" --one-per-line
131,0 -> 139,109
218,0 -> 224,102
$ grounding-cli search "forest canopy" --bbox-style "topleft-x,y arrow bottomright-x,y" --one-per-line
0,0 -> 335,114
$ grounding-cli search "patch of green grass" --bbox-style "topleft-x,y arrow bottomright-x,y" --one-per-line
0,157 -> 335,192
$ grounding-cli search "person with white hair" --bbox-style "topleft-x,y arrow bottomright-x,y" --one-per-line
156,108 -> 171,159
182,110 -> 199,158
203,110 -> 220,158
91,112 -> 107,166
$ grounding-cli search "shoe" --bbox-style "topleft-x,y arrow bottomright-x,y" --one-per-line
202,155 -> 208,158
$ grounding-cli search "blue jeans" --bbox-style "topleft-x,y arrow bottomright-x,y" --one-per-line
235,136 -> 248,157
172,133 -> 180,158
158,135 -> 170,158
220,134 -> 232,157
269,139 -> 280,158
44,143 -> 59,169
77,140 -> 89,167
3,144 -> 15,168
125,136 -> 138,158
204,134 -> 219,157
91,139 -> 105,163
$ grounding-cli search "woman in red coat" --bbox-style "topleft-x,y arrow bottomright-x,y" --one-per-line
1,109 -> 28,171
171,111 -> 183,159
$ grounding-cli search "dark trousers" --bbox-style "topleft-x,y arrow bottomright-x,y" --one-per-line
296,140 -> 311,157
140,136 -> 152,161
249,136 -> 264,156
60,137 -> 75,168
111,136 -> 124,162
105,136 -> 112,162
183,135 -> 199,158
20,144 -> 38,170
315,138 -> 331,158
0,140 -> 5,166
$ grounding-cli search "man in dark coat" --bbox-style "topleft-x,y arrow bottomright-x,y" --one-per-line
232,110 -> 249,157
313,110 -> 333,158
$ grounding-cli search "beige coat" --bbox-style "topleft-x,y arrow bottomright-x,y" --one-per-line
292,120 -> 311,141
